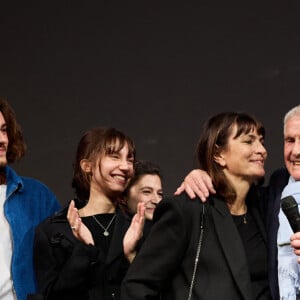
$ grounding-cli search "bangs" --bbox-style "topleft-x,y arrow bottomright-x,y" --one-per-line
234,114 -> 265,138
103,133 -> 136,158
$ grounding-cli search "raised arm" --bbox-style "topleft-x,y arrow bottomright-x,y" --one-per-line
174,169 -> 216,201
121,197 -> 190,299
67,200 -> 95,245
33,213 -> 99,297
123,203 -> 146,263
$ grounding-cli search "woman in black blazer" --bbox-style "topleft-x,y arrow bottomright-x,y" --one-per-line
121,112 -> 271,300
33,127 -> 142,300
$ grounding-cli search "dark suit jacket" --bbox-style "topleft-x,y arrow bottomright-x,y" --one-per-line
33,204 -> 131,300
121,192 -> 267,300
261,167 -> 290,300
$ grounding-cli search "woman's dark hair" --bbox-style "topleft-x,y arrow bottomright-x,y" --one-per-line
72,127 -> 136,202
196,112 -> 265,203
0,98 -> 26,163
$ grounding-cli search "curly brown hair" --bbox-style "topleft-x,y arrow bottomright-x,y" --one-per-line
0,98 -> 26,163
123,160 -> 163,198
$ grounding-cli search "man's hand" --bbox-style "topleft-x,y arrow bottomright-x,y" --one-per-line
174,169 -> 216,201
290,232 -> 300,263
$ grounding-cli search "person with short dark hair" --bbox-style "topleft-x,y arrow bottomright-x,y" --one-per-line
122,160 -> 163,263
124,160 -> 163,221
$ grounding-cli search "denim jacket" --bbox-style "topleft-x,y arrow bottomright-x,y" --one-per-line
3,166 -> 61,300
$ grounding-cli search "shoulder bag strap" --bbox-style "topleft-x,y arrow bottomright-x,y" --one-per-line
187,204 -> 205,300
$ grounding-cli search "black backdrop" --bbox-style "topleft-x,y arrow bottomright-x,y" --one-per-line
1,3 -> 300,204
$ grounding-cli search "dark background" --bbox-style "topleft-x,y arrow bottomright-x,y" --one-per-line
1,3 -> 300,204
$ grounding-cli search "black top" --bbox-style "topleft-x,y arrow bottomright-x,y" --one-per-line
121,192 -> 268,300
33,206 -> 131,300
82,213 -> 116,255
232,211 -> 271,299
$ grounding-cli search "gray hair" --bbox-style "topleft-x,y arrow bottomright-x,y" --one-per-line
284,105 -> 300,132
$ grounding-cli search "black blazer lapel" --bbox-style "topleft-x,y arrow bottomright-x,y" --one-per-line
211,197 -> 253,300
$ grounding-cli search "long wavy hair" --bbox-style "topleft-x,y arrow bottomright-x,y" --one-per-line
0,98 -> 26,163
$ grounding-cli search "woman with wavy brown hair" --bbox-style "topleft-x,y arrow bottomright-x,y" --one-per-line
121,112 -> 271,300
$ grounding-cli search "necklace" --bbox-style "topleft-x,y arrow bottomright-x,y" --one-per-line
243,213 -> 247,224
230,204 -> 247,225
231,213 -> 247,225
92,214 -> 116,236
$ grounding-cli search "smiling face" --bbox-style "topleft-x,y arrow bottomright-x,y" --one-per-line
126,174 -> 163,220
216,124 -> 267,185
0,112 -> 8,167
284,114 -> 300,180
89,143 -> 134,197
